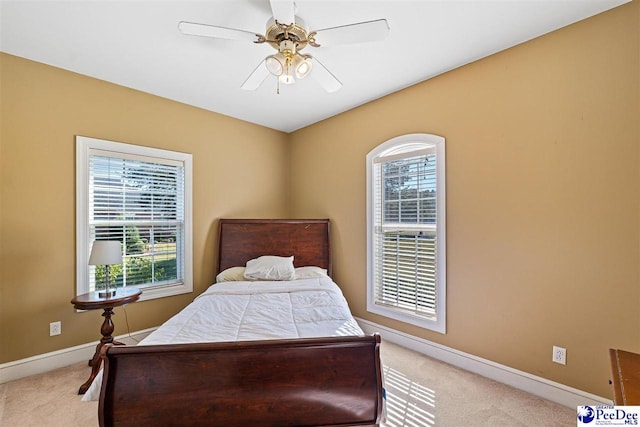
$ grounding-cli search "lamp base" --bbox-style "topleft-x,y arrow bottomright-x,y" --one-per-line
98,290 -> 116,298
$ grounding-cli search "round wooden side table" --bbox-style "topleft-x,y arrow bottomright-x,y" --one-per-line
70,287 -> 141,394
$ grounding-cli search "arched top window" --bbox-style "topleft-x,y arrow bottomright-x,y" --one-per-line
366,133 -> 446,333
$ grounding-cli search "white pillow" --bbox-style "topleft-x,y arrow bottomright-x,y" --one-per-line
294,266 -> 329,279
216,266 -> 247,282
244,255 -> 295,281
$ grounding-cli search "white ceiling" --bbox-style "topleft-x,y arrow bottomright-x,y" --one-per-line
0,0 -> 629,133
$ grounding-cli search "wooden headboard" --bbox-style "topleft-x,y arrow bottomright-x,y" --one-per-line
217,219 -> 332,277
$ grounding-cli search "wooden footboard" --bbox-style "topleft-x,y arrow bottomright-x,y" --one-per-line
99,334 -> 383,427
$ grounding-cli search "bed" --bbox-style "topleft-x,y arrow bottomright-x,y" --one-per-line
94,219 -> 384,427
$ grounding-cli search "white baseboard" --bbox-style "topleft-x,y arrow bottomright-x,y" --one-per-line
2,320 -> 612,409
356,317 -> 611,409
0,328 -> 156,384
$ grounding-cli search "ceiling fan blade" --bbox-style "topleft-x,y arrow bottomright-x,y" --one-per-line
178,21 -> 261,43
241,60 -> 270,90
310,57 -> 342,93
269,0 -> 295,25
312,19 -> 389,47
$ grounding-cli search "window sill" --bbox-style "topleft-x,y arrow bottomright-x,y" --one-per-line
135,282 -> 193,302
367,302 -> 446,334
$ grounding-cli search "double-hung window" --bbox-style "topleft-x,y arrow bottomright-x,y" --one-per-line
76,136 -> 193,301
366,133 -> 446,333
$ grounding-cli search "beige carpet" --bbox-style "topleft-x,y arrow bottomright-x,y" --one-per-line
0,341 -> 575,426
0,362 -> 97,427
380,343 -> 575,426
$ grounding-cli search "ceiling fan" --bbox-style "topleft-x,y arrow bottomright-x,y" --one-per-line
178,0 -> 389,93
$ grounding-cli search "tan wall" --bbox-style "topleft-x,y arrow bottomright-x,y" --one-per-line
289,2 -> 640,398
0,53 -> 290,363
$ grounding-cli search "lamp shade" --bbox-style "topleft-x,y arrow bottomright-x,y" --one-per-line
293,54 -> 312,79
88,241 -> 122,266
266,54 -> 285,76
279,73 -> 295,85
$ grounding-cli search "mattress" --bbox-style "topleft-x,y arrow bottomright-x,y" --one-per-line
82,277 -> 363,401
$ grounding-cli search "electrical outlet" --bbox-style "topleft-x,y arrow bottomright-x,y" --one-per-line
50,321 -> 61,336
552,345 -> 566,365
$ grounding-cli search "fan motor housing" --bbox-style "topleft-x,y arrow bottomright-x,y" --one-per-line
265,17 -> 309,51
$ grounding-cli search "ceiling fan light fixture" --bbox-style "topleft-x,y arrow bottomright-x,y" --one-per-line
293,54 -> 312,79
279,56 -> 295,85
265,54 -> 285,76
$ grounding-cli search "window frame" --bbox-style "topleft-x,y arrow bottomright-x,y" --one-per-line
366,133 -> 446,333
76,136 -> 193,301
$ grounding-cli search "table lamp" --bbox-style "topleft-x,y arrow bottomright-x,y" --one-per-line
89,240 -> 122,298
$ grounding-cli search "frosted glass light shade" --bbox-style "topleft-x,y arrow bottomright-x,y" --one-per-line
293,55 -> 312,79
88,241 -> 122,265
279,73 -> 295,85
266,54 -> 285,76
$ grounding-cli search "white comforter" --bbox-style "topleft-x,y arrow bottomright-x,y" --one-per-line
83,277 -> 363,401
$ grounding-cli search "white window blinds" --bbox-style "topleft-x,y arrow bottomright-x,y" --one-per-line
367,134 -> 446,333
373,151 -> 437,315
89,152 -> 185,290
376,230 -> 437,313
